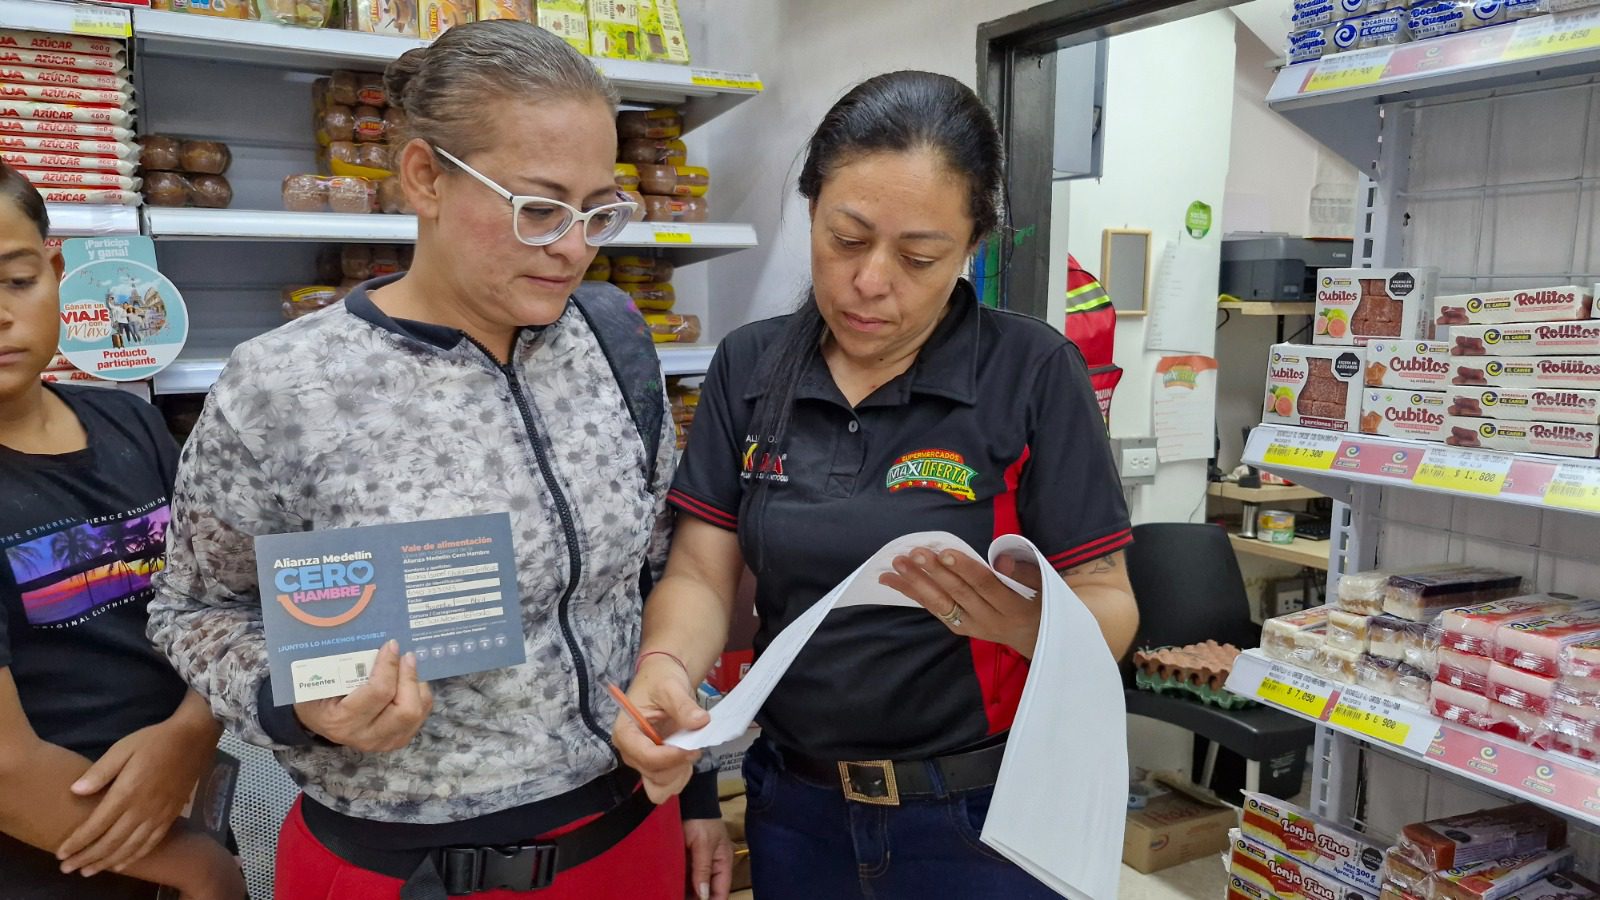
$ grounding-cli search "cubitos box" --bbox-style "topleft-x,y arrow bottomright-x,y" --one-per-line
1435,285 -> 1592,327
1265,343 -> 1364,432
1316,268 -> 1439,345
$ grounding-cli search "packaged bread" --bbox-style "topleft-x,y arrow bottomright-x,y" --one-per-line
188,174 -> 232,209
641,194 -> 674,222
352,0 -> 421,36
1495,608 -> 1600,677
621,138 -> 688,167
327,71 -> 360,108
257,0 -> 334,25
614,162 -> 641,192
0,118 -> 133,143
169,0 -> 252,17
421,0 -> 476,38
644,313 -> 700,344
1437,646 -> 1493,695
0,83 -> 131,110
341,244 -> 374,280
1433,679 -> 1493,728
282,285 -> 341,320
536,0 -> 591,54
0,134 -> 133,159
377,176 -> 412,214
1326,608 -> 1373,652
1440,594 -> 1590,658
383,106 -> 406,133
620,189 -> 645,221
636,163 -> 677,196
35,186 -> 139,206
283,174 -> 328,213
327,140 -> 359,169
18,169 -> 139,191
356,73 -> 386,108
143,171 -> 192,208
1397,805 -> 1567,872
369,244 -> 402,277
611,254 -> 670,283
0,64 -> 128,94
356,142 -> 390,171
179,140 -> 231,175
478,0 -> 532,19
672,165 -> 708,197
354,106 -> 385,143
3,150 -> 136,176
327,176 -> 375,213
673,196 -> 708,223
1384,568 -> 1523,622
1262,607 -> 1327,663
618,108 -> 683,140
0,47 -> 126,76
585,254 -> 611,282
318,105 -> 357,146
0,28 -> 122,57
140,135 -> 182,171
625,282 -> 675,312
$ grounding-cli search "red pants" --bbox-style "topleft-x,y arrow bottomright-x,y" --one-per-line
275,795 -> 686,899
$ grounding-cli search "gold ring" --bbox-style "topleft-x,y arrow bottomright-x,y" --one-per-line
939,603 -> 964,627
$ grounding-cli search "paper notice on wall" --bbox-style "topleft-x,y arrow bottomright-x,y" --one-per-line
1153,355 -> 1218,462
1144,236 -> 1215,353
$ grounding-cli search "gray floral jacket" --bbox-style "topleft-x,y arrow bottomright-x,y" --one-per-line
148,281 -> 676,824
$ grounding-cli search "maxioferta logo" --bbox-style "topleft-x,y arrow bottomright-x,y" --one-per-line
1161,364 -> 1200,389
272,552 -> 378,627
886,449 -> 977,502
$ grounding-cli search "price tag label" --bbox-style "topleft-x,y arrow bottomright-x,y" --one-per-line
1329,688 -> 1438,752
1331,703 -> 1410,744
1413,447 -> 1511,496
1260,430 -> 1341,470
1545,463 -> 1600,513
71,6 -> 131,38
652,227 -> 693,245
690,69 -> 764,92
1502,10 -> 1600,61
1301,50 -> 1391,93
1257,665 -> 1333,719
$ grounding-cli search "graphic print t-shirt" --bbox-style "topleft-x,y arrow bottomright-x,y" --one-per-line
0,384 -> 186,759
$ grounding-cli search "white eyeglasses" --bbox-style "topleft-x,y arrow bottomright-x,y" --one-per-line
433,146 -> 638,247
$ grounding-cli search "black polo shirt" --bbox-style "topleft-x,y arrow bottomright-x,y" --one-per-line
669,280 -> 1131,760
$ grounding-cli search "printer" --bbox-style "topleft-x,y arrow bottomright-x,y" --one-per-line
1219,236 -> 1352,301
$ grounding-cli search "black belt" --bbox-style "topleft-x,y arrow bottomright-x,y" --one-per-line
776,739 -> 1008,806
306,783 -> 656,897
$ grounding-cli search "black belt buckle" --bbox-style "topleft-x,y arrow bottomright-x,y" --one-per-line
838,760 -> 900,806
440,842 -> 559,894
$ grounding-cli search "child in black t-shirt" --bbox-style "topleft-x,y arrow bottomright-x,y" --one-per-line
0,164 -> 244,899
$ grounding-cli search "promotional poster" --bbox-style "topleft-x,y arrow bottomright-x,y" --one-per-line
56,236 -> 188,382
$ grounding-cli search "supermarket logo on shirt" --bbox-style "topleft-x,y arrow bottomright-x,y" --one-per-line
886,449 -> 977,502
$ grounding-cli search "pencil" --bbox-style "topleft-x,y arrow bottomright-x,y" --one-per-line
607,682 -> 664,746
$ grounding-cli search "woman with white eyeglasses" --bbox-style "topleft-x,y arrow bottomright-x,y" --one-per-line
148,19 -> 734,900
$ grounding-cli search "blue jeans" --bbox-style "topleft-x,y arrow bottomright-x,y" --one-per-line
741,738 -> 1061,900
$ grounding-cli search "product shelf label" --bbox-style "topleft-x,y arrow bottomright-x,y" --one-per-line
1545,463 -> 1600,513
1261,429 -> 1343,470
690,69 -> 764,91
1413,446 -> 1512,496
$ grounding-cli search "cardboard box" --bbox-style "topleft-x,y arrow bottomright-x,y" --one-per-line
638,0 -> 690,63
1242,791 -> 1386,892
420,0 -> 475,38
1361,389 -> 1450,440
536,0 -> 589,53
1264,343 -> 1365,432
588,0 -> 640,58
477,0 -> 530,20
1366,340 -> 1455,390
349,0 -> 420,35
1435,285 -> 1592,327
1445,387 -> 1600,425
1448,321 -> 1600,357
1122,790 -> 1236,874
1316,268 -> 1439,345
1230,831 -> 1380,900
1452,357 -> 1600,391
1443,417 -> 1600,457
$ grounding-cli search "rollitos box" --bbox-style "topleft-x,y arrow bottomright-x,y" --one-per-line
1361,389 -> 1449,440
1452,357 -> 1600,391
1448,321 -> 1600,357
1366,340 -> 1454,390
1265,344 -> 1364,432
1443,417 -> 1600,457
1315,268 -> 1439,346
1436,285 -> 1592,327
1446,387 -> 1600,425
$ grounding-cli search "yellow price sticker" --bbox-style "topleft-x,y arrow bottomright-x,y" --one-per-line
690,69 -> 764,92
1302,60 -> 1388,93
1262,441 -> 1338,471
1545,465 -> 1600,513
1330,703 -> 1411,745
71,7 -> 131,38
1414,461 -> 1506,495
1258,677 -> 1330,719
653,229 -> 693,245
1503,18 -> 1600,61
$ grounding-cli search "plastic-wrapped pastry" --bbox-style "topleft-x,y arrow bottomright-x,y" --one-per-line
1383,568 -> 1523,622
644,313 -> 700,344
356,142 -> 391,171
328,70 -> 360,108
617,109 -> 683,140
188,174 -> 233,209
621,190 -> 646,221
624,282 -> 675,312
356,72 -> 387,107
328,141 -> 360,168
326,176 -> 374,213
1439,593 -> 1588,658
1313,644 -> 1362,684
341,244 -> 373,280
179,140 -> 231,175
1326,609 -> 1373,653
1436,646 -> 1492,695
282,284 -> 341,320
319,106 -> 357,146
139,135 -> 182,172
143,171 -> 191,208
354,106 -> 386,143
1263,607 -> 1328,663
282,174 -> 327,212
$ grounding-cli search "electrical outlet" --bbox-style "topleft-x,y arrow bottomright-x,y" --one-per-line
1112,437 -> 1158,484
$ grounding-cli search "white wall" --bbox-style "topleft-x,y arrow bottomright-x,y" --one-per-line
1056,11 -> 1239,525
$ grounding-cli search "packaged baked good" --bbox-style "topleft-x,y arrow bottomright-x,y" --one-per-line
1503,0 -> 1548,19
639,0 -> 690,64
1453,357 -> 1600,391
1443,417 -> 1600,457
1229,831 -> 1380,900
1488,661 -> 1559,716
1360,389 -> 1449,439
621,138 -> 689,167
1446,388 -> 1600,425
1328,608 -> 1373,652
673,165 -> 709,198
369,244 -> 402,277
1370,614 -> 1435,668
636,162 -> 677,196
1441,595 -> 1589,658
356,72 -> 386,108
1449,321 -> 1600,357
1365,340 -> 1454,390
1264,343 -> 1364,432
341,244 -> 373,281
1314,644 -> 1362,683
1397,805 -> 1567,872
611,254 -> 665,283
377,176 -> 412,214
1496,608 -> 1600,677
618,109 -> 683,140
327,141 -> 359,169
384,106 -> 406,133
620,189 -> 645,221
1288,26 -> 1331,64
642,194 -> 675,222
143,171 -> 191,208
1409,0 -> 1469,40
169,0 -> 251,18
1316,268 -> 1439,346
1260,602 -> 1324,659
318,106 -> 357,146
614,163 -> 641,192
188,174 -> 232,209
625,282 -> 674,312
421,0 -> 475,38
536,0 -> 591,54
354,106 -> 385,143
257,0 -> 333,25
1357,654 -> 1431,704
0,64 -> 128,93
585,254 -> 611,282
644,313 -> 700,343
588,0 -> 640,59
1498,874 -> 1600,900
1431,849 -> 1577,900
1384,569 -> 1523,622
282,285 -> 341,320
1434,679 -> 1493,728
356,142 -> 390,170
1341,569 -> 1401,615
327,176 -> 374,213
1239,792 -> 1385,892
1437,646 -> 1493,694
673,196 -> 708,223
179,140 -> 231,175
140,135 -> 182,172
1436,286 -> 1592,327
352,0 -> 421,36
283,174 -> 326,212
477,0 -> 532,19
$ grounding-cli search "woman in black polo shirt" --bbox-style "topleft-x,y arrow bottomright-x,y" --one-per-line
614,71 -> 1139,898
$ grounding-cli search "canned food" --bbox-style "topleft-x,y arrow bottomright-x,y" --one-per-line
1258,510 -> 1296,545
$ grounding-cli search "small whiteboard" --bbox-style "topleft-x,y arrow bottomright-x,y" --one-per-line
1102,228 -> 1152,317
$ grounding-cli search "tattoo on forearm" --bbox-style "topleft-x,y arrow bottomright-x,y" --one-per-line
1064,555 -> 1119,577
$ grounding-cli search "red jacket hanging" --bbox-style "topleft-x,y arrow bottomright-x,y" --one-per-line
1063,254 -> 1121,426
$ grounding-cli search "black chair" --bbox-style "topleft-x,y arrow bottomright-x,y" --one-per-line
1123,522 -> 1316,799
